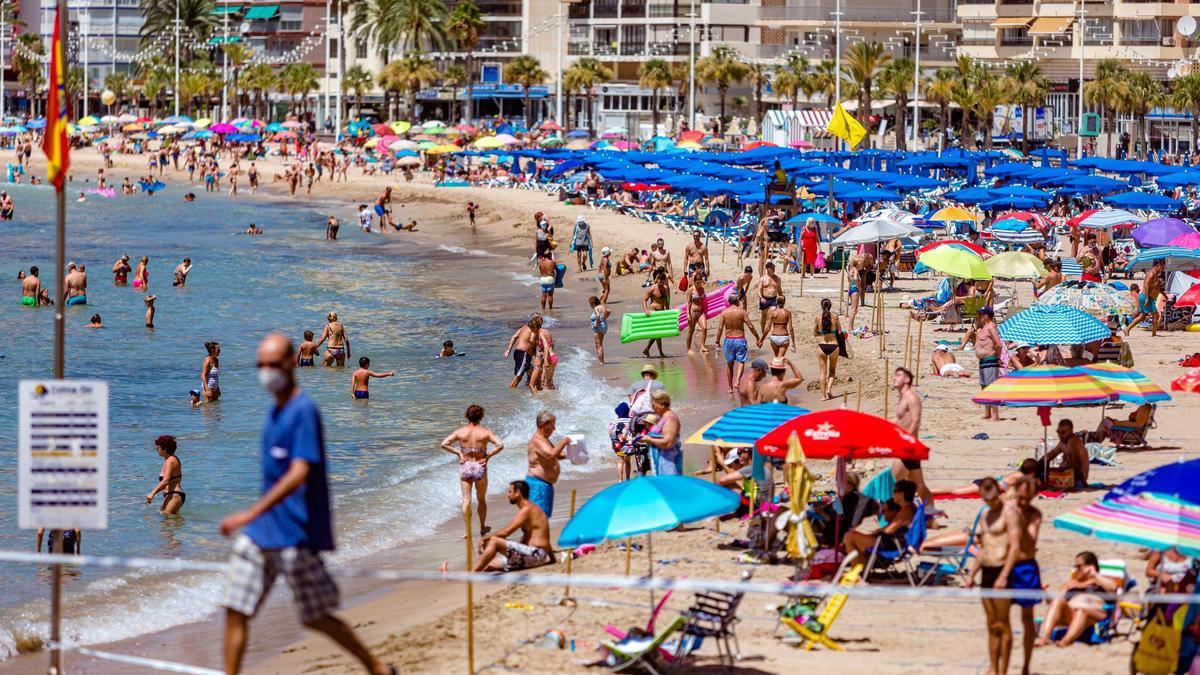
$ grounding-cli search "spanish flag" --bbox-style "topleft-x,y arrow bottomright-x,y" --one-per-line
826,101 -> 867,150
42,2 -> 69,190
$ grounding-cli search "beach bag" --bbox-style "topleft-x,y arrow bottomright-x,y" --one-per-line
1046,466 -> 1074,492
547,236 -> 558,250
815,250 -> 826,271
1134,611 -> 1181,675
678,275 -> 688,292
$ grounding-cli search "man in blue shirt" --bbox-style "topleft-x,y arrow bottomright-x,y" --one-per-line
219,333 -> 392,675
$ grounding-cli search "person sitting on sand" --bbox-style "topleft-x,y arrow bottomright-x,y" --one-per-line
1035,551 -> 1120,647
1041,419 -> 1089,491
935,459 -> 1041,500
472,480 -> 553,572
843,480 -> 918,560
931,344 -> 970,378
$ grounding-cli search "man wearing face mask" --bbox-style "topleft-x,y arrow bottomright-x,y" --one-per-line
219,333 -> 394,675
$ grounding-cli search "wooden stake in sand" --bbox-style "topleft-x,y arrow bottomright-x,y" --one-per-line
799,268 -> 805,298
625,538 -> 632,576
463,507 -> 475,674
710,447 -> 721,534
564,489 -> 577,601
915,317 -> 925,386
838,262 -> 846,314
856,380 -> 862,411
904,316 -> 913,369
883,358 -> 890,419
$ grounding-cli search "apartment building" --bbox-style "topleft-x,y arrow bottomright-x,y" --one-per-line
957,0 -> 1200,136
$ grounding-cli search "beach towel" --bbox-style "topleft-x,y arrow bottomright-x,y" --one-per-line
931,490 -> 1066,501
862,469 -> 895,504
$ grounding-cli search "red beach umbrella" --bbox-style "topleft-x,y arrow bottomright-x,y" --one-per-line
1067,209 -> 1099,227
741,140 -> 777,151
1176,284 -> 1200,308
755,409 -> 929,460
1172,367 -> 1200,393
916,238 -> 988,258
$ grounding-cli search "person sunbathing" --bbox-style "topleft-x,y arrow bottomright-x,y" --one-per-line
842,480 -> 917,561
472,480 -> 554,573
1035,551 -> 1120,647
1089,403 -> 1153,444
931,344 -> 970,378
937,459 -> 1040,499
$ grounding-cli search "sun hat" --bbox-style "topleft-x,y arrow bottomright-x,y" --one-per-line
640,363 -> 658,376
770,356 -> 786,370
933,344 -> 949,352
601,246 -> 611,255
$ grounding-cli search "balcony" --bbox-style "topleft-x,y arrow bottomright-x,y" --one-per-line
621,0 -> 646,17
759,4 -> 956,24
648,40 -> 690,55
620,41 -> 647,55
648,2 -> 679,17
593,41 -> 617,55
594,1 -> 619,17
568,40 -> 591,55
568,3 -> 590,18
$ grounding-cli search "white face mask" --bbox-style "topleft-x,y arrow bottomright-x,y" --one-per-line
257,367 -> 289,394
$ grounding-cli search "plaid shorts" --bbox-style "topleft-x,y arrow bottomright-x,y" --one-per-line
222,534 -> 339,623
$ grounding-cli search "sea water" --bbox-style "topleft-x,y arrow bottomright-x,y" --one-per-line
0,184 -> 617,659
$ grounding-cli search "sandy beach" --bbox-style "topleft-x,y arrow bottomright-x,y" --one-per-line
6,146 -> 1197,674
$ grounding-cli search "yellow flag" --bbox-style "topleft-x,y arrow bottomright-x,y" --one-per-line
826,101 -> 867,149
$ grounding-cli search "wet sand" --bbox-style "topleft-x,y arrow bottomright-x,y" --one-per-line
5,147 -> 1195,674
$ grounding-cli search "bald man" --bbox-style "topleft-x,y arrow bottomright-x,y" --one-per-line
219,334 -> 394,675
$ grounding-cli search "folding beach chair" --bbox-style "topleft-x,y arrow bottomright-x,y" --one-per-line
1109,405 -> 1156,448
1046,559 -> 1137,644
916,507 -> 984,587
863,502 -> 927,585
779,561 -> 864,651
679,588 -> 746,668
601,616 -> 689,675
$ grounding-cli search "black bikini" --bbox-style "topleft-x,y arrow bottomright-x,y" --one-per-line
159,473 -> 186,507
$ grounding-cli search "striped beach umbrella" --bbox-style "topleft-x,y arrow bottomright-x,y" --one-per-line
990,227 -> 1044,245
1033,280 -> 1136,319
690,403 -> 809,446
1172,367 -> 1200,393
998,304 -> 1112,346
1079,363 -> 1172,404
1055,493 -> 1200,557
1126,247 -> 1200,273
972,365 -> 1118,407
1078,208 -> 1145,229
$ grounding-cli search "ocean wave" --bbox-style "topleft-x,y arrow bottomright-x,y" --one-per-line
436,244 -> 499,258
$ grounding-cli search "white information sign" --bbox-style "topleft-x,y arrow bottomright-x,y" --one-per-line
18,380 -> 108,530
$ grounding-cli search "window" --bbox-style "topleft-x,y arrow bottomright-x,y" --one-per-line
1119,19 -> 1166,46
707,25 -> 747,42
280,6 -> 302,31
356,40 -> 367,59
961,22 -> 992,45
999,27 -> 1031,46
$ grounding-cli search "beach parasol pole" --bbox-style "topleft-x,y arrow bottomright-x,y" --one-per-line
563,489 -> 577,602
856,380 -> 862,411
883,358 -> 890,418
463,507 -> 475,674
915,318 -> 924,386
799,266 -> 805,298
904,315 -> 913,369
838,256 -> 846,314
710,447 -> 721,534
624,538 -> 632,575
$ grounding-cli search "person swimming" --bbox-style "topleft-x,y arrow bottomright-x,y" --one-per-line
436,340 -> 461,358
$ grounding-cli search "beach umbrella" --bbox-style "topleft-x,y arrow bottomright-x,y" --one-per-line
1132,218 -> 1196,248
121,123 -> 144,132
687,403 -> 809,447
538,120 -> 562,131
363,137 -> 380,149
416,140 -> 437,150
995,211 -> 1051,229
99,114 -> 119,124
422,120 -> 446,129
371,123 -> 392,136
790,139 -> 815,149
1078,208 -> 1144,229
1171,368 -> 1200,393
755,409 -> 929,460
281,120 -> 303,129
973,365 -> 1117,408
192,117 -> 212,128
1175,284 -> 1200,308
376,134 -> 399,151
160,115 -> 192,125
116,113 -> 136,123
78,115 -> 100,127
1078,363 -> 1171,405
830,219 -> 913,248
1106,191 -> 1183,212
985,251 -> 1047,280
918,246 -> 991,281
1055,458 -> 1200,556
992,217 -> 1032,232
565,129 -> 589,139
538,136 -> 563,147
998,304 -> 1111,345
209,123 -> 237,134
1034,280 -> 1135,319
473,136 -> 504,149
391,139 -> 419,151
990,227 -> 1045,246
559,476 -> 740,547
393,149 -> 418,158
916,239 -> 988,258
493,133 -> 519,145
428,143 -> 461,154
786,212 -> 841,225
741,140 -> 777,151
157,125 -> 183,135
675,140 -> 703,150
928,206 -> 980,223
388,121 -> 411,135
1126,247 -> 1200,273
1169,232 -> 1200,248
396,155 -> 421,167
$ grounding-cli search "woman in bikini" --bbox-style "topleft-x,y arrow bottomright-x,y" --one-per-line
589,295 -> 610,364
439,405 -> 504,538
685,269 -> 709,355
146,435 -> 185,515
316,312 -> 350,367
195,341 -> 221,404
133,256 -> 149,291
814,298 -> 842,400
763,295 -> 796,357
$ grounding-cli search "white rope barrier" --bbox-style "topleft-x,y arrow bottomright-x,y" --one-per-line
51,644 -> 224,675
0,549 -> 1192,605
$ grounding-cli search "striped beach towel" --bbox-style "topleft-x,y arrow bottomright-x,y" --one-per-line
1059,257 -> 1083,278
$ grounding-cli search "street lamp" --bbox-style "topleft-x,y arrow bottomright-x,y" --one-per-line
173,0 -> 180,116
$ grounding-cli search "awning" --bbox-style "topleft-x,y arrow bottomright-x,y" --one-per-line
243,5 -> 278,19
1028,16 -> 1074,35
795,109 -> 832,128
991,17 -> 1033,28
211,5 -> 242,13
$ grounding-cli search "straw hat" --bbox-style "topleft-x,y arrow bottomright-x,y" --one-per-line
770,357 -> 787,370
640,363 -> 658,376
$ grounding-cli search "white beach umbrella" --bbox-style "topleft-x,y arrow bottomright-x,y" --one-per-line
830,219 -> 914,247
116,113 -> 137,123
1078,208 -> 1145,229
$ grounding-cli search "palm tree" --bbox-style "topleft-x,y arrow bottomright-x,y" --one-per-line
1084,59 -> 1130,158
446,0 -> 484,124
973,69 -> 1007,151
103,71 -> 130,114
441,65 -> 466,124
1171,73 -> 1200,153
877,58 -> 915,151
949,56 -> 981,148
383,54 -> 436,118
504,55 -> 547,129
220,42 -> 254,117
842,41 -> 891,134
13,32 -> 43,115
139,0 -> 217,58
1004,61 -> 1049,154
66,66 -> 86,118
280,62 -> 319,115
1121,70 -> 1162,159
695,45 -> 748,131
925,68 -> 956,148
638,58 -> 672,135
745,62 -> 770,121
138,57 -> 172,118
239,63 -> 275,120
563,57 -> 611,137
809,59 -> 837,109
772,62 -> 803,110
343,64 -> 374,118
396,0 -> 448,51
350,0 -> 407,61
179,63 -> 220,116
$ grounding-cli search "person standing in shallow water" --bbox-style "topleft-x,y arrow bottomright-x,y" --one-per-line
146,434 -> 185,515
440,404 -> 505,537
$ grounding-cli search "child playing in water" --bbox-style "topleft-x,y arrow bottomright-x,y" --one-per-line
350,357 -> 395,399
436,340 -> 459,358
358,204 -> 372,233
144,295 -> 156,328
297,330 -> 317,366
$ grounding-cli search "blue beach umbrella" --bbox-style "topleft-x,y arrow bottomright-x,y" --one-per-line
1105,191 -> 1182,212
700,403 -> 810,446
787,212 -> 841,225
1126,247 -> 1200,273
1105,458 -> 1200,503
558,476 -> 741,547
26,119 -> 46,129
992,217 -> 1031,232
998,304 -> 1111,346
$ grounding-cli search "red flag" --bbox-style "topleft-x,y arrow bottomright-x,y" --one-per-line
42,3 -> 69,190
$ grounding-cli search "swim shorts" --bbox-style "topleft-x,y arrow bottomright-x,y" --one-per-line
503,541 -> 550,571
979,356 -> 1000,388
759,296 -> 778,310
1009,559 -> 1043,607
66,295 -> 86,306
723,338 -> 748,364
1139,292 -> 1157,314
525,475 -> 555,518
21,296 -> 35,307
512,349 -> 531,376
353,390 -> 368,399
223,534 -> 339,622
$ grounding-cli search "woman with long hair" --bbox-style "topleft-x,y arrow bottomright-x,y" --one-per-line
814,298 -> 842,400
685,269 -> 709,355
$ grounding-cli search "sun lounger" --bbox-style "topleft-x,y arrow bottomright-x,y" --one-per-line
601,616 -> 688,675
916,507 -> 984,586
1108,405 -> 1156,448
